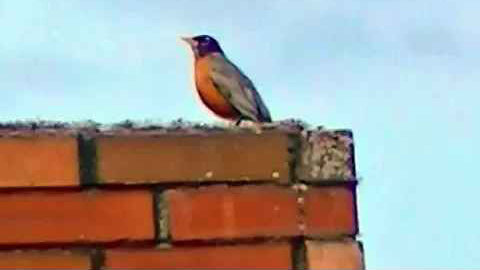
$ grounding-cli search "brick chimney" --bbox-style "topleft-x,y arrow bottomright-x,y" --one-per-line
0,124 -> 364,269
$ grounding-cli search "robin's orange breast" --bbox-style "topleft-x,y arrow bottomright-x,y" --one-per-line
194,57 -> 240,120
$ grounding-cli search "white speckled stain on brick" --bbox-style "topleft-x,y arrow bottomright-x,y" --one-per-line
298,131 -> 354,181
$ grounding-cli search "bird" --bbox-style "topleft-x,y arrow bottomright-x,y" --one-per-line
181,35 -> 272,126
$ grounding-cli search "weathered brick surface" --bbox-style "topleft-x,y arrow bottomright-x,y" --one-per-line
303,186 -> 357,237
95,132 -> 291,184
0,190 -> 154,244
306,240 -> 364,269
0,136 -> 79,187
0,249 -> 90,269
0,127 -> 361,268
296,130 -> 355,182
164,185 -> 299,241
105,242 -> 292,269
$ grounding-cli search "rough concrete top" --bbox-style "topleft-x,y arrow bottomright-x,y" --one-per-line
0,118 -> 320,137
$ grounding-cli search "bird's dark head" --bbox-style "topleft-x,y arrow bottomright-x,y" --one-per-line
181,35 -> 224,58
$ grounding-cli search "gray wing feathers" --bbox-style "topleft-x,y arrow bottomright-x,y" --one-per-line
209,55 -> 271,122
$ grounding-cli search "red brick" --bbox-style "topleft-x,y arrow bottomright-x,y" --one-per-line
0,250 -> 90,269
303,186 -> 357,237
0,189 -> 154,244
165,185 -> 299,241
306,240 -> 364,269
96,133 -> 290,184
0,136 -> 79,187
105,242 -> 291,269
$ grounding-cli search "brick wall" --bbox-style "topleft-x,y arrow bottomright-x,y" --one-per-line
0,126 -> 364,269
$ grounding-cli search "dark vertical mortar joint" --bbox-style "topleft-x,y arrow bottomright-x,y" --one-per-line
90,248 -> 106,270
77,134 -> 98,186
291,236 -> 307,270
287,133 -> 303,184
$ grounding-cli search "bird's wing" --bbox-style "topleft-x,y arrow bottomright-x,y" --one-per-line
208,55 -> 272,122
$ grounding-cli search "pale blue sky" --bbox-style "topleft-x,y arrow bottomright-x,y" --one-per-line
1,0 -> 479,268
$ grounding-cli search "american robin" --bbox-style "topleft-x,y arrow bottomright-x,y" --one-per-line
181,35 -> 272,125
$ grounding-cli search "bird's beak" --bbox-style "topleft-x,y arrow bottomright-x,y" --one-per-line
180,37 -> 197,47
